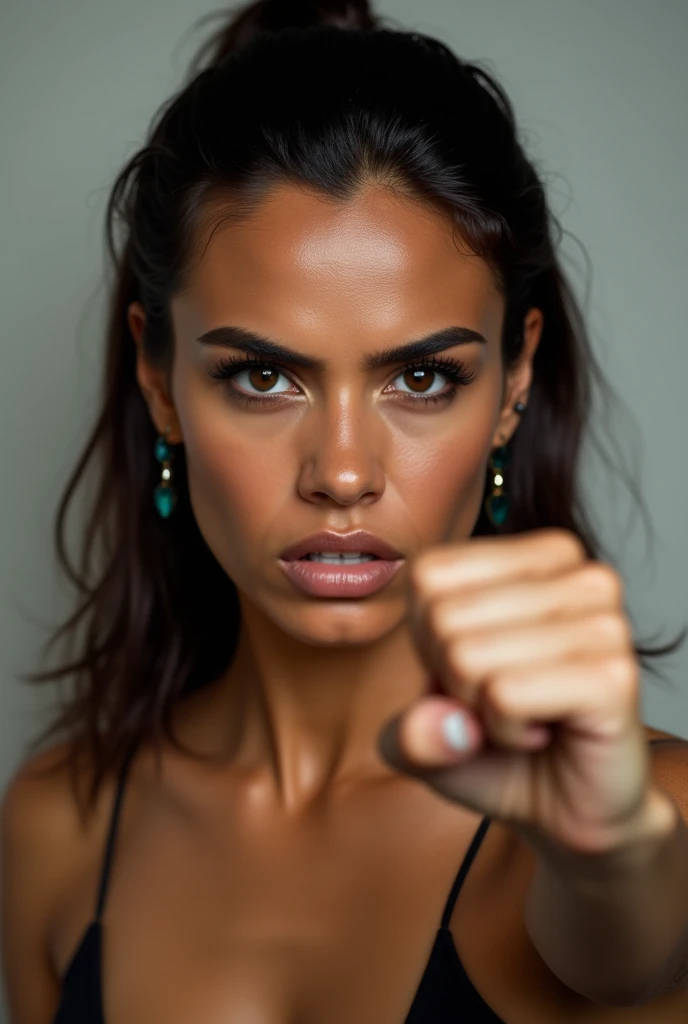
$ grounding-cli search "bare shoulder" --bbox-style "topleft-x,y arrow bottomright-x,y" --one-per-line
643,724 -> 687,745
643,726 -> 688,823
3,739 -> 83,836
1,739 -> 112,1023
1,739 -> 105,861
1,737 -> 120,909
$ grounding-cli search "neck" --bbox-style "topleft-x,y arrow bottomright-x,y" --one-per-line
206,602 -> 428,815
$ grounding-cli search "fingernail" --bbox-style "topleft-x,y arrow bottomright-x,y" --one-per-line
442,711 -> 471,751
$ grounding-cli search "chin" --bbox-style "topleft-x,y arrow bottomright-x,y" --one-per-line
268,599 -> 405,648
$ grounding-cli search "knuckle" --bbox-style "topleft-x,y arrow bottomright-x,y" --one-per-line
447,636 -> 484,678
425,594 -> 450,638
591,612 -> 632,647
578,562 -> 623,604
412,545 -> 456,578
542,527 -> 587,561
603,654 -> 638,692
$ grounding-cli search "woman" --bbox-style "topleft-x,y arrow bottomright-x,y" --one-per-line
2,1 -> 688,1021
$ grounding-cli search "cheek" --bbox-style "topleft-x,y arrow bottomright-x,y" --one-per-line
394,425 -> 491,541
177,397 -> 293,575
390,377 -> 499,540
187,435 -> 276,522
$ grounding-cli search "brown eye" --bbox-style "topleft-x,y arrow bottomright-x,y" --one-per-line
402,368 -> 435,393
389,359 -> 472,403
248,367 -> 281,392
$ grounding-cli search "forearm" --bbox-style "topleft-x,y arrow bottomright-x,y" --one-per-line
522,787 -> 688,1006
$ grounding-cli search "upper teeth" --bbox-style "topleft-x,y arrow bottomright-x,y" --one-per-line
305,552 -> 377,562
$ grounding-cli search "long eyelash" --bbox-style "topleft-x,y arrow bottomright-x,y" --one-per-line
207,354 -> 276,380
406,356 -> 478,392
207,353 -> 477,407
207,355 -> 287,408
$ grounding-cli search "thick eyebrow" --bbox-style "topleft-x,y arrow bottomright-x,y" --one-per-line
196,325 -> 487,370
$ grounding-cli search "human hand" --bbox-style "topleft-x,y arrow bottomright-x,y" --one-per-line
379,528 -> 668,856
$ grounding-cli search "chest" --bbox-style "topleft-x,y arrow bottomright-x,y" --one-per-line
54,782 -> 684,1024
71,787 -> 479,1022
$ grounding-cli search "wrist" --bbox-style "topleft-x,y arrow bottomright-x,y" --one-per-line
523,787 -> 679,882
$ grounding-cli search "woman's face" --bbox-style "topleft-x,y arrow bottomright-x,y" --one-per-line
134,183 -> 540,647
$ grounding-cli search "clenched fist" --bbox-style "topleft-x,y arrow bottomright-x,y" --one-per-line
379,528 -> 675,857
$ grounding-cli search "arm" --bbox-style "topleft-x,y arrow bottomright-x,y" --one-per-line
523,744 -> 688,1007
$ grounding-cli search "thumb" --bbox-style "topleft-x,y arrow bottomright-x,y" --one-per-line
378,696 -> 483,773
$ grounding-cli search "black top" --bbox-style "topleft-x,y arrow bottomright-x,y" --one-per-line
62,730 -> 669,1023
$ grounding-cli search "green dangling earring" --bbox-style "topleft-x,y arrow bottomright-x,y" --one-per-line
153,427 -> 177,519
484,400 -> 527,528
484,441 -> 511,527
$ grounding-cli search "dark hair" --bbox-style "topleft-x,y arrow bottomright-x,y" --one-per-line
22,0 -> 685,814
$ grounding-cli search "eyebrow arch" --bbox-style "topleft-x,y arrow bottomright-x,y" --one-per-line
196,325 -> 487,370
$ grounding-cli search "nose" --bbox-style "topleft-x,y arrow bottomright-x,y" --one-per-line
296,394 -> 386,507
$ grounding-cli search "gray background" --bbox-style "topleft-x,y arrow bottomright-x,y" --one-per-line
1,0 -> 687,1018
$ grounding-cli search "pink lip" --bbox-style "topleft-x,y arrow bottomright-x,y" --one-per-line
280,530 -> 403,562
278,556 -> 404,598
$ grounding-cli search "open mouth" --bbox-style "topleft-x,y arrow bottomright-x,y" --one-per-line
299,553 -> 381,563
279,549 -> 403,598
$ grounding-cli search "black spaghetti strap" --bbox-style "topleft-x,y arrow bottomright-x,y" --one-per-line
94,746 -> 137,921
440,815 -> 491,930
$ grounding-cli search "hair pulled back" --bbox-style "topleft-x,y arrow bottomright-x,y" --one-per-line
23,0 -> 684,812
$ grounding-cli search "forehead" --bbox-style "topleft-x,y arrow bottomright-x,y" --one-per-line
175,183 -> 504,345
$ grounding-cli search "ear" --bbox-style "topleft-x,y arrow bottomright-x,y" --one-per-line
127,302 -> 182,443
491,307 -> 543,448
